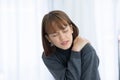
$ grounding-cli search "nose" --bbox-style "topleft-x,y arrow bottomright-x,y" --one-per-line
59,32 -> 65,41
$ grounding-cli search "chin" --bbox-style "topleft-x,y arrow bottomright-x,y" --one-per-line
61,44 -> 72,50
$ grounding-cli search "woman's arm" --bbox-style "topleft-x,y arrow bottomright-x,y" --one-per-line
80,43 -> 100,80
72,36 -> 100,80
42,51 -> 81,80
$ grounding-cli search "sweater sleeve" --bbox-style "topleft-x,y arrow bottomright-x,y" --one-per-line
80,43 -> 100,80
42,51 -> 81,80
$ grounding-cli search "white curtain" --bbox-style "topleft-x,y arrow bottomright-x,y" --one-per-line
0,0 -> 50,80
0,0 -> 120,80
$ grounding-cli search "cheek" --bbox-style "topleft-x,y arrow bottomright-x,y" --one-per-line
50,38 -> 59,43
67,32 -> 73,38
50,38 -> 61,47
69,33 -> 73,41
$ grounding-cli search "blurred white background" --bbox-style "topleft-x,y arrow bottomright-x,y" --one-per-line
0,0 -> 120,80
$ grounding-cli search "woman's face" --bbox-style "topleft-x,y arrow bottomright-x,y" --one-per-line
46,25 -> 73,50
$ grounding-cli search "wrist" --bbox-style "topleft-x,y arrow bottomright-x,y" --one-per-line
72,42 -> 89,52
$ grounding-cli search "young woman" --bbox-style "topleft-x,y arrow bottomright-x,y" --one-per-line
41,10 -> 100,80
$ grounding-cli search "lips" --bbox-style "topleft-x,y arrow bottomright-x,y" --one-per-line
61,40 -> 69,46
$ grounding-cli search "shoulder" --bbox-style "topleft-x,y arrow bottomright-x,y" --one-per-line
42,52 -> 56,60
42,52 -> 60,64
81,43 -> 97,57
80,43 -> 100,66
81,43 -> 96,53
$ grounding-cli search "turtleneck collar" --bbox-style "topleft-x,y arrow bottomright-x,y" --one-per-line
55,46 -> 71,54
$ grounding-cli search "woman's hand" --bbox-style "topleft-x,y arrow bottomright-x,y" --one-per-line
72,36 -> 89,52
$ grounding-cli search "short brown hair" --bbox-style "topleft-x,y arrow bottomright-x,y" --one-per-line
41,10 -> 79,56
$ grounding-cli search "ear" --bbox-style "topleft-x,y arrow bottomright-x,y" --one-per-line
45,35 -> 51,42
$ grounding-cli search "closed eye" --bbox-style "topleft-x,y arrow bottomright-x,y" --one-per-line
49,33 -> 58,37
62,27 -> 69,33
63,29 -> 68,33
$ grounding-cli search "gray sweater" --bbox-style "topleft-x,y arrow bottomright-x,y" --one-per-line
42,43 -> 100,80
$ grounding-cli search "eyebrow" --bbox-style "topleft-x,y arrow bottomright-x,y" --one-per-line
49,30 -> 64,35
49,25 -> 69,35
49,32 -> 59,35
61,25 -> 68,30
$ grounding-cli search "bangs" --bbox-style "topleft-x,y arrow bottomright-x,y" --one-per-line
45,14 -> 70,34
